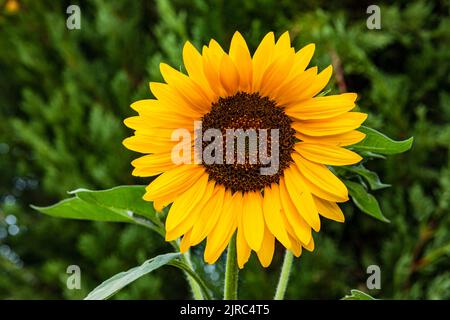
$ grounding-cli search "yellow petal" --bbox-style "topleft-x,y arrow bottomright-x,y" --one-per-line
209,39 -> 226,55
219,54 -> 240,95
147,110 -> 196,128
153,193 -> 185,212
259,47 -> 295,97
295,130 -> 366,147
204,190 -> 234,253
291,44 -> 315,77
284,166 -> 321,231
262,184 -> 291,249
229,31 -> 252,91
275,31 -> 291,52
278,178 -> 312,245
122,135 -> 181,154
292,112 -> 368,137
153,197 -> 171,212
180,229 -> 192,253
295,143 -> 362,166
256,226 -> 275,267
144,165 -> 205,201
292,153 -> 349,202
275,43 -> 315,91
124,119 -> 189,136
237,197 -> 251,269
131,153 -> 178,177
288,234 -> 302,257
182,41 -> 217,102
295,65 -> 333,100
165,173 -> 209,231
303,236 -> 315,252
189,185 -> 226,245
313,196 -> 345,222
204,190 -> 239,264
271,31 -> 292,63
131,99 -> 190,118
160,63 -> 211,113
252,32 -> 275,92
202,43 -> 226,97
127,106 -> 195,128
149,82 -> 203,117
165,180 -> 215,240
205,229 -> 235,264
279,208 -> 298,240
285,93 -> 357,120
243,191 -> 265,251
271,67 -> 317,105
130,98 -> 195,119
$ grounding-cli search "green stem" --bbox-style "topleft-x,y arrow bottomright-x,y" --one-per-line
169,260 -> 212,300
274,250 -> 294,300
223,234 -> 239,300
181,250 -> 205,300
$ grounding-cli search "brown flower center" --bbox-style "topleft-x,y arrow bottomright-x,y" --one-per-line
200,92 -> 295,193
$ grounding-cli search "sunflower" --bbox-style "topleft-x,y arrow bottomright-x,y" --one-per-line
123,31 -> 367,268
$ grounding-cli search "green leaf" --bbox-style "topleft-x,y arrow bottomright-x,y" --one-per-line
31,197 -> 135,223
343,164 -> 391,190
69,185 -> 157,222
356,151 -> 386,159
84,253 -> 180,300
342,289 -> 376,300
352,126 -> 413,155
345,180 -> 390,223
31,186 -> 163,235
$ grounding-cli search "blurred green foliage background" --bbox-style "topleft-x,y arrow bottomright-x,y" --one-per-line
0,0 -> 449,299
